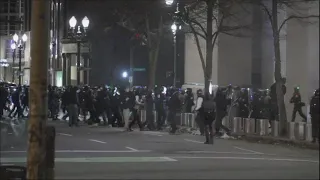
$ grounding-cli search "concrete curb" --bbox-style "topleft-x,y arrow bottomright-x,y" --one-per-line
234,134 -> 319,150
174,125 -> 319,150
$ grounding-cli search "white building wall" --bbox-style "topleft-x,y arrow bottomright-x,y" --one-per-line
285,1 -> 319,122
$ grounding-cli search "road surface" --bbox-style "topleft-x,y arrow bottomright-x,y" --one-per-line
1,121 -> 319,179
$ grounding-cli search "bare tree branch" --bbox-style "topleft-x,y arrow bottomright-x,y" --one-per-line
278,15 -> 319,32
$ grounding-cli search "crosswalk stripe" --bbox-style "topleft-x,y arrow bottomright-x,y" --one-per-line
0,157 -> 177,163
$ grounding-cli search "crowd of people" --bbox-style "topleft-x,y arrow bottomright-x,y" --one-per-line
0,80 -> 319,144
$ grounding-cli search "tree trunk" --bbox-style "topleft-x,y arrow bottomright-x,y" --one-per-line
272,0 -> 287,136
205,0 -> 214,93
27,0 -> 50,179
148,54 -> 156,90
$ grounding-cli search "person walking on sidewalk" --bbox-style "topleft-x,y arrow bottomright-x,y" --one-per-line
310,88 -> 319,143
290,87 -> 307,122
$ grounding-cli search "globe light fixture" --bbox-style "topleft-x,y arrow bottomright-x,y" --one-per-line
69,16 -> 77,28
11,43 -> 16,50
13,33 -> 19,43
22,34 -> 28,42
82,16 -> 90,28
171,23 -> 177,34
122,71 -> 128,78
165,0 -> 174,5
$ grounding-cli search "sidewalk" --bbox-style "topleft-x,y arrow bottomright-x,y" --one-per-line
175,126 -> 319,150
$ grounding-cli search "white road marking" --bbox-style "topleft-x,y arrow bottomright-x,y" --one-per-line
1,150 -> 152,153
233,146 -> 264,155
184,139 -> 203,144
143,132 -> 163,136
58,133 -> 72,137
176,151 -> 273,155
171,156 -> 319,163
125,147 -> 138,151
88,139 -> 107,144
0,156 -> 177,163
161,156 -> 178,161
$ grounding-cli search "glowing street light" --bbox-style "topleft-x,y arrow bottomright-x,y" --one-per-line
171,23 -> 177,35
122,71 -> 128,78
82,16 -> 90,28
69,16 -> 77,28
165,0 -> 174,5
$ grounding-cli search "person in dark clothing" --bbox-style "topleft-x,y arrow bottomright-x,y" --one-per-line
66,86 -> 79,127
0,85 -> 9,119
21,86 -> 29,116
142,90 -> 155,130
122,87 -> 134,130
185,88 -> 194,113
95,87 -> 108,125
155,89 -> 166,130
310,88 -> 319,143
290,87 -> 307,122
214,88 -> 231,136
8,87 -> 22,118
61,87 -> 70,120
167,91 -> 181,134
202,93 -> 215,144
128,90 -> 143,131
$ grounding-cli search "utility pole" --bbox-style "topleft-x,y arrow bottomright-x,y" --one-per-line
27,0 -> 50,179
12,50 -> 15,82
173,36 -> 177,87
77,41 -> 81,85
129,45 -> 135,88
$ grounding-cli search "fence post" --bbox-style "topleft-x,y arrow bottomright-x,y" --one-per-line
271,121 -> 279,137
287,122 -> 295,140
304,123 -> 312,141
256,119 -> 269,136
232,117 -> 242,134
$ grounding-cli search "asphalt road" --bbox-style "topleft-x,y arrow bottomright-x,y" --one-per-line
1,121 -> 319,179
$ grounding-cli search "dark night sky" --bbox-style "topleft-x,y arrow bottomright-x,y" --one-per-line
66,0 -> 175,87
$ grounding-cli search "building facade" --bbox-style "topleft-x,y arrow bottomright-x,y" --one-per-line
0,0 -> 74,86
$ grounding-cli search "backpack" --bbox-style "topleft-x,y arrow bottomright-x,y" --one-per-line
202,99 -> 215,113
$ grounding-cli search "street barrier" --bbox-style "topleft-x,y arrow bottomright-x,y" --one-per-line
140,110 -> 146,123
287,122 -> 295,140
222,117 -> 230,129
271,121 -> 279,137
295,122 -> 305,140
232,117 -> 242,134
187,113 -> 196,128
153,110 -> 157,123
244,118 -> 255,134
180,113 -> 188,126
256,119 -> 269,136
304,123 -> 313,141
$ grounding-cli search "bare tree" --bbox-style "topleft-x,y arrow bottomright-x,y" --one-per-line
105,1 -> 172,89
255,0 -> 319,136
179,0 -> 251,92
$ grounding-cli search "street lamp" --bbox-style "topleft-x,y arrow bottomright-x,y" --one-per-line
165,0 -> 174,5
68,16 -> 90,85
171,22 -> 178,87
122,71 -> 128,78
12,33 -> 27,86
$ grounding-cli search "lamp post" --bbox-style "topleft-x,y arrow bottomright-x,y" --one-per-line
166,0 -> 182,87
12,33 -> 28,86
10,43 -> 16,82
68,16 -> 89,86
171,23 -> 177,87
